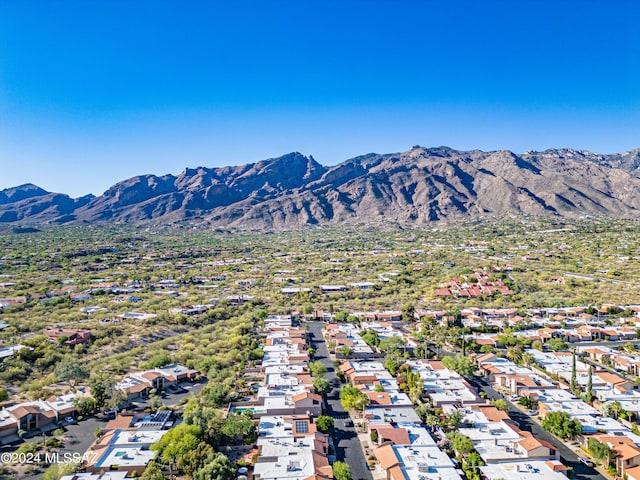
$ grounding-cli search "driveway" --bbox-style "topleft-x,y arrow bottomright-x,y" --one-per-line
308,321 -> 373,480
128,379 -> 208,411
60,415 -> 110,456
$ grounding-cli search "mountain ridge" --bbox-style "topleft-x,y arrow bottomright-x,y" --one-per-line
2,146 -> 640,228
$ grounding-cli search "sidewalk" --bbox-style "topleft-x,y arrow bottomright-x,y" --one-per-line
356,429 -> 386,480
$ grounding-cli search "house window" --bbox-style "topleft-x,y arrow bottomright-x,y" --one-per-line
295,421 -> 309,433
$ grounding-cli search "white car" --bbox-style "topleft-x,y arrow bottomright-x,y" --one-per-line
65,416 -> 77,424
578,457 -> 594,468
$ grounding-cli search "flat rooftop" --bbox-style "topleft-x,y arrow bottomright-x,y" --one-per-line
480,461 -> 568,480
94,446 -> 156,469
392,445 -> 462,480
107,429 -> 166,446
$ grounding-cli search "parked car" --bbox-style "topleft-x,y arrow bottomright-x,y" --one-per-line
578,457 -> 594,468
527,409 -> 538,416
64,416 -> 77,424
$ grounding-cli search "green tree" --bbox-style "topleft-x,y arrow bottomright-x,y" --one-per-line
466,451 -> 483,467
221,414 -> 256,445
313,377 -> 331,396
183,401 -> 225,446
414,343 -> 430,359
587,438 -> 613,465
542,411 -> 582,440
193,452 -> 236,480
586,365 -> 593,402
334,311 -> 349,322
522,352 -> 536,367
506,346 -> 524,364
491,399 -> 509,411
42,462 -> 76,480
518,396 -> 537,409
441,354 -> 476,378
546,338 -> 568,352
447,409 -> 463,428
532,340 -> 544,351
201,382 -> 231,407
250,348 -> 265,360
402,303 -> 415,323
378,336 -> 407,355
360,329 -> 380,347
54,361 -> 89,388
570,349 -> 577,391
446,431 -> 474,455
339,385 -> 370,413
332,461 -> 351,480
479,344 -> 496,354
140,461 -> 165,480
425,414 -> 440,430
179,441 -> 215,477
105,388 -> 127,414
497,333 -> 520,347
316,416 -> 334,433
0,387 -> 9,402
152,423 -> 202,464
145,353 -> 172,369
74,397 -> 97,416
336,346 -> 353,356
601,401 -> 622,419
309,361 -> 327,377
88,373 -> 116,409
384,359 -> 401,376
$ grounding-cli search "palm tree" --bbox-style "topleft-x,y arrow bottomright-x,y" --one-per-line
447,409 -> 463,428
522,352 -> 535,367
425,414 -> 440,431
601,401 -> 623,419
610,401 -> 623,420
506,346 -> 524,364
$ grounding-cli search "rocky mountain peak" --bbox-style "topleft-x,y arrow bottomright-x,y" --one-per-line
1,146 -> 640,228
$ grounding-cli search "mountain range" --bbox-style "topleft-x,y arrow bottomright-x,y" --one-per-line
2,146 -> 640,229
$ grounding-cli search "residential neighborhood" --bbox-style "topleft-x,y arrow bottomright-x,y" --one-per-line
1,222 -> 640,480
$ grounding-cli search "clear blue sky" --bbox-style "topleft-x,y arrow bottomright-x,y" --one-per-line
1,0 -> 638,197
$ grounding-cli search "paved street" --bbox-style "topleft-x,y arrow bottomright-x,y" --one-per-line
469,376 -> 606,480
308,321 -> 373,480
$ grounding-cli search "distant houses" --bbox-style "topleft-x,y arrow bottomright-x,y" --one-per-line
44,328 -> 91,346
434,270 -> 514,298
115,364 -> 200,401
